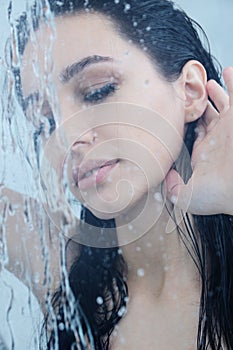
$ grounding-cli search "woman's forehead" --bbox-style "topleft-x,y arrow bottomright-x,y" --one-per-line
20,12 -> 151,94
22,13 -> 125,67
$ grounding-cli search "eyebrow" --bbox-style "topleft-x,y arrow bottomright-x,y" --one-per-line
59,55 -> 113,83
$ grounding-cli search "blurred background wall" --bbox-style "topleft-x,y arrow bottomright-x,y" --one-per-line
176,0 -> 233,68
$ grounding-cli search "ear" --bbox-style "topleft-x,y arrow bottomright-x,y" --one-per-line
181,60 -> 208,123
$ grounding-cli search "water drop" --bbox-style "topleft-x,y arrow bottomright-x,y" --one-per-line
58,323 -> 65,331
210,139 -> 216,146
124,3 -> 131,12
120,336 -> 126,344
201,153 -> 206,160
128,223 -> 133,231
154,192 -> 163,202
113,329 -> 118,337
96,296 -> 103,305
118,306 -> 126,317
33,272 -> 40,284
137,268 -> 145,277
146,26 -> 151,31
170,195 -> 177,204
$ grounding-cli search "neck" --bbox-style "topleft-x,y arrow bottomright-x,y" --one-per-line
115,190 -> 200,301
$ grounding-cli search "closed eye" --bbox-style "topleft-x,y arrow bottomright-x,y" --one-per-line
82,82 -> 118,103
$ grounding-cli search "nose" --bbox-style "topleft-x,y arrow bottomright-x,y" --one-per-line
71,129 -> 96,152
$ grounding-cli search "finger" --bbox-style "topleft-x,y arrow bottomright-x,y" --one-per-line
206,79 -> 229,113
204,101 -> 219,127
165,169 -> 193,212
223,66 -> 233,107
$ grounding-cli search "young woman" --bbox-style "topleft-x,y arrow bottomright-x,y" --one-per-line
14,0 -> 233,349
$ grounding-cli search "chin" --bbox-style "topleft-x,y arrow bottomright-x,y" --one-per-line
87,207 -> 119,221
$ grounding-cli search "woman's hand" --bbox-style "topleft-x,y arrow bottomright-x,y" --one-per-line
165,66 -> 233,215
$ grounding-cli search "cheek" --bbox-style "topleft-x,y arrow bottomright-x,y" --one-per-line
136,116 -> 185,166
135,140 -> 174,191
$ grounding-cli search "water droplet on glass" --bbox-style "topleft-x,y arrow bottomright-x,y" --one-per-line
137,268 -> 145,277
209,138 -> 216,146
33,272 -> 40,284
128,223 -> 133,231
170,195 -> 177,204
96,296 -> 104,305
124,3 -> 131,12
154,192 -> 163,202
201,153 -> 206,160
120,336 -> 126,344
118,306 -> 126,317
112,329 -> 118,337
58,322 -> 65,331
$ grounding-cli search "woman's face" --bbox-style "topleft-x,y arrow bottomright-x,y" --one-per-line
21,13 -> 187,220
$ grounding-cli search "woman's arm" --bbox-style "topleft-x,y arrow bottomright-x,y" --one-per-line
165,66 -> 233,216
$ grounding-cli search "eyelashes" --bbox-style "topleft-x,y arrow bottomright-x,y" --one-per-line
23,80 -> 119,133
82,82 -> 118,103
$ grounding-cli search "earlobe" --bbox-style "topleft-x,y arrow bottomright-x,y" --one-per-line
182,60 -> 208,123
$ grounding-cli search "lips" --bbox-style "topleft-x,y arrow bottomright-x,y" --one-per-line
73,158 -> 120,184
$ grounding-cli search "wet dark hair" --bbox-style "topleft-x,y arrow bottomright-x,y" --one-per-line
14,0 -> 233,349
